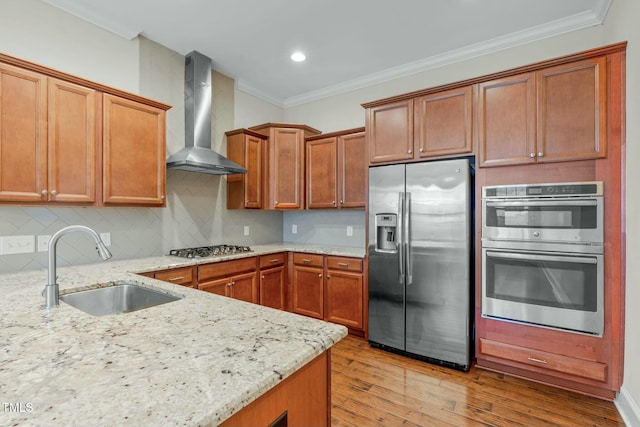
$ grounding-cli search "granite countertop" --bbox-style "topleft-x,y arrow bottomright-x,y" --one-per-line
0,243 -> 354,426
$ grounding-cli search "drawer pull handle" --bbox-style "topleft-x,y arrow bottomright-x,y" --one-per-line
169,276 -> 185,281
337,262 -> 349,267
302,259 -> 312,263
269,259 -> 280,263
527,356 -> 548,364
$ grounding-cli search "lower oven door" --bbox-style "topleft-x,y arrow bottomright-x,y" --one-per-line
482,247 -> 604,336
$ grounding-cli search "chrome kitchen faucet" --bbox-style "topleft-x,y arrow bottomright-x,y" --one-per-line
43,225 -> 112,309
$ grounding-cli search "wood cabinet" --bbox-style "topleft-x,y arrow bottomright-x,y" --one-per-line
0,52 -> 170,207
291,253 -> 325,319
478,57 -> 607,167
365,86 -> 473,166
0,64 -> 97,204
259,253 -> 287,310
226,129 -> 266,209
291,252 -> 366,333
102,94 -> 166,206
250,123 -> 321,210
198,257 -> 259,304
150,266 -> 196,288
306,128 -> 366,209
325,256 -> 364,331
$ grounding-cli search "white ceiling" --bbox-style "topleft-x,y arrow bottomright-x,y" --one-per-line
43,0 -> 611,107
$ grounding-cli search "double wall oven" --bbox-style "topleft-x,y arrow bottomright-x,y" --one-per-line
481,182 -> 604,336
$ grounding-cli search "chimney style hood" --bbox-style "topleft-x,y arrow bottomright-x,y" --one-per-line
166,51 -> 246,175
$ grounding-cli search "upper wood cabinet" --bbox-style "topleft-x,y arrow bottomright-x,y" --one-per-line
250,123 -> 321,210
306,128 -> 366,209
478,57 -> 607,167
102,94 -> 166,206
414,86 -> 473,159
0,52 -> 170,207
366,87 -> 473,165
226,129 -> 266,209
367,100 -> 414,164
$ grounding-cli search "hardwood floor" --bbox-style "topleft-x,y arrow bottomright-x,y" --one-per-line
331,335 -> 624,427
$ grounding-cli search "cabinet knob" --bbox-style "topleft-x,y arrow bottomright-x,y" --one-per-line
332,200 -> 336,206
227,281 -> 235,287
50,190 -> 57,197
161,195 -> 166,200
419,148 -> 424,153
41,189 -> 48,197
340,200 -> 344,205
408,149 -> 412,154
538,152 -> 544,157
261,275 -> 265,279
318,273 -> 322,278
529,153 -> 536,158
274,200 -> 278,205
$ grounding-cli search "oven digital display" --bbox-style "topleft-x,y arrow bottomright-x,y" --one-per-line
500,210 -> 573,227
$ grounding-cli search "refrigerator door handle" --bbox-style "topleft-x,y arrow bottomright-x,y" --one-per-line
398,192 -> 405,284
405,192 -> 412,285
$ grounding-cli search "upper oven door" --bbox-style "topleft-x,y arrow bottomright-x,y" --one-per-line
482,197 -> 603,244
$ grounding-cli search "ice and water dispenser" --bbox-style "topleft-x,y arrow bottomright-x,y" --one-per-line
374,213 -> 398,253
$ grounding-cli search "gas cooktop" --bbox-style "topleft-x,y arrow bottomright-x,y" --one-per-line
169,245 -> 252,259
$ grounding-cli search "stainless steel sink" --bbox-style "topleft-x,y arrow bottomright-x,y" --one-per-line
60,283 -> 183,316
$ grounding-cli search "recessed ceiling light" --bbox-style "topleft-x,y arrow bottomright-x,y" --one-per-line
291,52 -> 306,62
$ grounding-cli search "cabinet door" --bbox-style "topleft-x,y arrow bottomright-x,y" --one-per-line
537,57 -> 607,162
0,63 -> 47,202
102,94 -> 166,206
325,269 -> 363,329
198,277 -> 230,297
260,266 -> 286,310
367,100 -> 414,164
414,86 -> 473,158
292,265 -> 324,319
227,130 -> 264,209
478,73 -> 537,167
229,271 -> 259,304
47,78 -> 96,203
270,127 -> 304,209
338,131 -> 366,208
306,136 -> 337,209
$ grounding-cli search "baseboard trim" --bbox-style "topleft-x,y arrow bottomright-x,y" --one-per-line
616,385 -> 640,427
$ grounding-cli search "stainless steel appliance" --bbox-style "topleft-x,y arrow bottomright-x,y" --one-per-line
368,158 -> 473,371
481,182 -> 604,336
169,244 -> 252,258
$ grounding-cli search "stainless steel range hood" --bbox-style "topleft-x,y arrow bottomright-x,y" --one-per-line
166,51 -> 246,175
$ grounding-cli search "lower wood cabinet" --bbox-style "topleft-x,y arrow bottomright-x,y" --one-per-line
198,257 -> 259,304
291,253 -> 325,319
148,266 -> 196,288
259,253 -> 287,310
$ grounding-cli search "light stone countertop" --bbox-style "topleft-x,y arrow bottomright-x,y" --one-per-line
0,243 -> 356,426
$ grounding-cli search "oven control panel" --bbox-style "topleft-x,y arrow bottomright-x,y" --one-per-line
483,181 -> 603,198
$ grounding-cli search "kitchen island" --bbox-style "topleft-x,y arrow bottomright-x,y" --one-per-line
0,247 -> 349,426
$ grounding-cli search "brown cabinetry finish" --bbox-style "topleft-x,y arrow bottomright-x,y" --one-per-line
259,253 -> 287,310
102,94 -> 166,206
153,266 -> 196,288
306,128 -> 366,209
291,253 -> 325,319
367,100 -> 413,164
198,257 -> 259,304
325,256 -> 364,330
226,129 -> 266,209
0,63 -> 48,202
48,78 -> 97,203
220,351 -> 330,427
249,123 -> 321,210
414,86 -> 473,158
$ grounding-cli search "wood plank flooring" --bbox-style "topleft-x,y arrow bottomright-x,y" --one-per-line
331,335 -> 624,427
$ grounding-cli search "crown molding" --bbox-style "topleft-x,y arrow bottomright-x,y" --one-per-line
268,6 -> 609,108
235,78 -> 285,108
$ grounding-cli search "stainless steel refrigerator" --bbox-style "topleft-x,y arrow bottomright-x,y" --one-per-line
368,158 -> 473,371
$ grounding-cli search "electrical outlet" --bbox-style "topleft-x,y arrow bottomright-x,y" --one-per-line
292,224 -> 297,234
243,226 -> 250,236
346,226 -> 353,237
37,235 -> 51,252
100,232 -> 111,247
0,235 -> 35,255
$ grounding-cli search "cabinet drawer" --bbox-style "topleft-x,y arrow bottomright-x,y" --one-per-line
326,256 -> 362,272
198,257 -> 258,282
154,266 -> 194,287
479,338 -> 607,383
293,253 -> 324,268
259,252 -> 286,269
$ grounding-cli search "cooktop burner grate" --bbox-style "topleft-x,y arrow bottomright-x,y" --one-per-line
169,245 -> 252,258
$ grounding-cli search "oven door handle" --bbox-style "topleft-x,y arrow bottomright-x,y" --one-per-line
486,250 -> 598,264
485,200 -> 597,207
